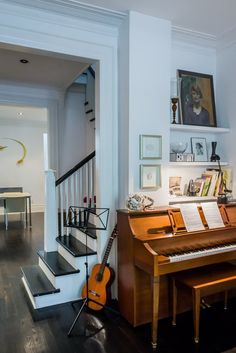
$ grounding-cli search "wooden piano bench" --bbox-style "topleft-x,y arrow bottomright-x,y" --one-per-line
171,262 -> 236,344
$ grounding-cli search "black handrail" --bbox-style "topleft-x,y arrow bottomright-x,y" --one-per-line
88,66 -> 95,79
56,151 -> 95,187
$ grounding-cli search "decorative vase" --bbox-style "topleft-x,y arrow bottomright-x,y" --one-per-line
210,141 -> 220,162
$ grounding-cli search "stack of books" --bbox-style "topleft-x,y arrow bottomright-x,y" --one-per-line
193,168 -> 232,197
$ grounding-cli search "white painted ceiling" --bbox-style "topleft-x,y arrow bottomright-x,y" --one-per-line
70,0 -> 236,37
0,46 -> 90,124
0,47 -> 89,90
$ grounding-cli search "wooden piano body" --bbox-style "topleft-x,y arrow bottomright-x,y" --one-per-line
117,204 -> 236,348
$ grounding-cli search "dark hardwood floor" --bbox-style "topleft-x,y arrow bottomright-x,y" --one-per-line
1,213 -> 236,353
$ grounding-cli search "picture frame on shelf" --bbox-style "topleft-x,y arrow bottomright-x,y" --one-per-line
140,164 -> 161,189
178,70 -> 217,127
191,137 -> 208,162
140,135 -> 162,159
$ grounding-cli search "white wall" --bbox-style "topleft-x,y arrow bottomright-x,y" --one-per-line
0,118 -> 47,208
119,11 -> 171,207
60,81 -> 95,175
169,33 -> 222,195
217,36 -> 236,196
61,84 -> 87,174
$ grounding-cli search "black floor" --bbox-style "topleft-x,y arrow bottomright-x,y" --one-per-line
1,213 -> 236,353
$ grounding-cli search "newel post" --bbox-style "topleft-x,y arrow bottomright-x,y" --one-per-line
44,169 -> 58,252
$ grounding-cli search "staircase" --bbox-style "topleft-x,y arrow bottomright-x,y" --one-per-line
21,152 -> 98,309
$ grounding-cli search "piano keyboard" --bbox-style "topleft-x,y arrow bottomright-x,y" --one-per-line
169,243 -> 236,262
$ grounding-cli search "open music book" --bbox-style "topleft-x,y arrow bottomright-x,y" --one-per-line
179,204 -> 205,232
200,202 -> 225,229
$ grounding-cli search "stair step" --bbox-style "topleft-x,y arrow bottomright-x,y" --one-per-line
37,250 -> 80,276
21,265 -> 60,297
56,235 -> 97,257
65,222 -> 97,239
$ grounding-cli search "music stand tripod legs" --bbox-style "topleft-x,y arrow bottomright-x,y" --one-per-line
67,206 -> 116,337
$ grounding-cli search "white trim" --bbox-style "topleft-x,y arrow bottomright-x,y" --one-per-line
6,0 -> 127,28
172,25 -> 217,48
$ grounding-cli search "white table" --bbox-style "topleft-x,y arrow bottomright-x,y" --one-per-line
0,192 -> 32,228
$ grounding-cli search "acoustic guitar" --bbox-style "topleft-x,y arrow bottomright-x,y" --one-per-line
81,225 -> 118,310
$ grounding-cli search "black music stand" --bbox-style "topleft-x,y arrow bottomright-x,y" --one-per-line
66,206 -> 110,337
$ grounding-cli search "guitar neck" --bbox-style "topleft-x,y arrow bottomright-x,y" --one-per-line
99,227 -> 117,275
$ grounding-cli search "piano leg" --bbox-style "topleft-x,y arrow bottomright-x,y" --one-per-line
151,275 -> 160,349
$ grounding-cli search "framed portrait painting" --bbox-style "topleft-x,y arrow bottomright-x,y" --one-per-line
178,70 -> 217,127
140,164 -> 161,189
191,137 -> 208,162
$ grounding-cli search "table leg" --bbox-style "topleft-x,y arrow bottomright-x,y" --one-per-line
151,275 -> 160,349
25,197 -> 28,226
28,196 -> 32,227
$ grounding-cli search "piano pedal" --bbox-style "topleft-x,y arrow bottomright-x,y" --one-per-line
201,299 -> 211,309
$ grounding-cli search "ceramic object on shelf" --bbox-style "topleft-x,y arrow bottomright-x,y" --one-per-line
170,142 -> 188,154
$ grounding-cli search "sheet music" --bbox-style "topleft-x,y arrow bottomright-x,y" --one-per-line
201,202 -> 225,229
179,203 -> 205,232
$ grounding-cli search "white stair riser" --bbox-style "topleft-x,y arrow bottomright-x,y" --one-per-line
38,257 -> 82,291
22,277 -> 82,309
71,228 -> 97,251
38,258 -> 56,286
58,243 -> 97,269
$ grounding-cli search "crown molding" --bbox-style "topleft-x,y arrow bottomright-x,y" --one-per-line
4,0 -> 127,28
217,25 -> 236,51
172,25 -> 217,49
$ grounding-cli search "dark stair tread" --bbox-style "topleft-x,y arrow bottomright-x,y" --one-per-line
37,250 -> 80,276
56,235 -> 97,257
21,265 -> 60,297
65,222 -> 97,239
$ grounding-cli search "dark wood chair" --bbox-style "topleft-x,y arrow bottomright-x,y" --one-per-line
171,262 -> 236,343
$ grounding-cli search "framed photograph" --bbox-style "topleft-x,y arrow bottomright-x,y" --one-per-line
191,137 -> 208,162
140,135 -> 162,159
140,164 -> 161,189
178,70 -> 217,127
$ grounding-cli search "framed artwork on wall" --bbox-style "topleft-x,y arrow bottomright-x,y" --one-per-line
178,70 -> 217,127
191,137 -> 208,162
140,135 -> 162,159
140,164 -> 161,189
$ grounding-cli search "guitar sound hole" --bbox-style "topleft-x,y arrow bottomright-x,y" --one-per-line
96,273 -> 103,282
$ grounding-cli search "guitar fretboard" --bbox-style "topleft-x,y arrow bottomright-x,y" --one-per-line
98,226 -> 117,276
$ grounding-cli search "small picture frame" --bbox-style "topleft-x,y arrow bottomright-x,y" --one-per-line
178,70 -> 217,127
140,135 -> 162,159
140,164 -> 161,189
191,137 -> 208,162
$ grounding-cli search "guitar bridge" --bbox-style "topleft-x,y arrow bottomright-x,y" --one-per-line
88,289 -> 100,297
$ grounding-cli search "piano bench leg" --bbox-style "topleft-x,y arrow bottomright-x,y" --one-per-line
151,341 -> 157,350
193,288 -> 201,344
172,278 -> 177,326
224,291 -> 228,310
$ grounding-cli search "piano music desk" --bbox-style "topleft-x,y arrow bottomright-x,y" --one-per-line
171,262 -> 236,343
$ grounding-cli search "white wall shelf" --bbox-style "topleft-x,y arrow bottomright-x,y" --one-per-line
169,195 -> 217,205
170,124 -> 230,134
169,161 -> 228,167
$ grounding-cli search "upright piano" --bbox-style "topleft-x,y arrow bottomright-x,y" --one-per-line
117,204 -> 236,348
